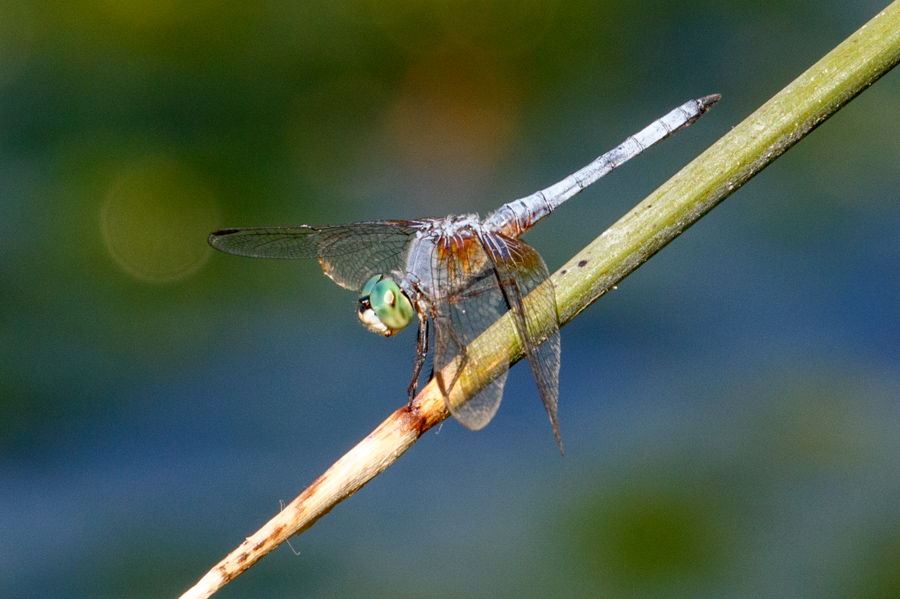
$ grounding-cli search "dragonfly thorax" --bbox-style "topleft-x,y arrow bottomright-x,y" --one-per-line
357,275 -> 415,337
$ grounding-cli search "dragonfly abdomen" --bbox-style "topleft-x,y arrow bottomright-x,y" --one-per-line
483,95 -> 720,239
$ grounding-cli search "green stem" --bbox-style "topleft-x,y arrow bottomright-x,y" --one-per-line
553,1 -> 900,325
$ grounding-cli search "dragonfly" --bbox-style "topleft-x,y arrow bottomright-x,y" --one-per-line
209,95 -> 719,452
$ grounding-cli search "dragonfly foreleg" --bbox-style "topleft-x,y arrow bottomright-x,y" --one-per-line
407,311 -> 430,407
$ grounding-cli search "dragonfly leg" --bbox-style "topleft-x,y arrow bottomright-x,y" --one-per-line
407,312 -> 430,407
435,320 -> 468,399
446,267 -> 495,301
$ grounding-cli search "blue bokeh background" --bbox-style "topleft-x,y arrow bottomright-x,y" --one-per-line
2,1 -> 900,597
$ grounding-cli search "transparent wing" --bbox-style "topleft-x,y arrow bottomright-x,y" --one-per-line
481,233 -> 562,451
208,222 -> 422,290
430,233 -> 511,431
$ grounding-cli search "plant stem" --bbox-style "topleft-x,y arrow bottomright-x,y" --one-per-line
178,3 -> 900,598
554,1 -> 900,326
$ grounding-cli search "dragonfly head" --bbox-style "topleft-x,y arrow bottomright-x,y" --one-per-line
357,275 -> 415,337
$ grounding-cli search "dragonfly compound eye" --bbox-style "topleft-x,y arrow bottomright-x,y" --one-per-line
357,275 -> 414,337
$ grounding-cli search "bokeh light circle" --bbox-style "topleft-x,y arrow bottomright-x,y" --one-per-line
101,158 -> 220,283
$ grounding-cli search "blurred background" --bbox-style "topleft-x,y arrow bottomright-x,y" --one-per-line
2,0 -> 899,597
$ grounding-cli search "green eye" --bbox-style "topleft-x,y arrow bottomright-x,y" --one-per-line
358,275 -> 414,336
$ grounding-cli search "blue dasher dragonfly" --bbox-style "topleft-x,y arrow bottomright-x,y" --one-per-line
209,95 -> 719,452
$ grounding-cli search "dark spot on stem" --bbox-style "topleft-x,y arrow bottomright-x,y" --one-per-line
560,269 -> 567,275
578,260 -> 588,267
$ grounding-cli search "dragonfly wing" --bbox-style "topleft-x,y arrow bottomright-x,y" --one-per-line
208,222 -> 421,291
429,233 -> 512,431
481,233 -> 562,451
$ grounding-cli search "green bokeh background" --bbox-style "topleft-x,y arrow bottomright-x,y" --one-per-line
2,1 -> 899,598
